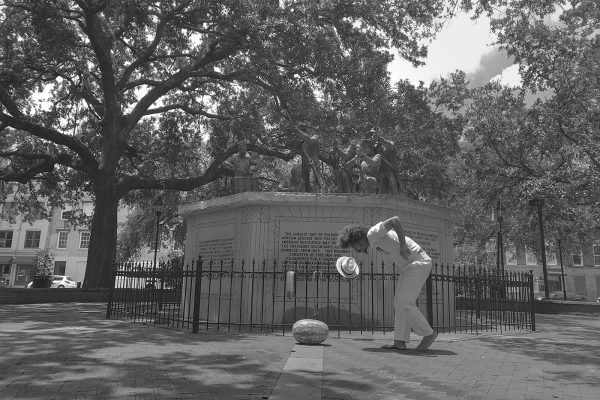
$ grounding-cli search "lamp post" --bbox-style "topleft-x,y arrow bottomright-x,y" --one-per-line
529,198 -> 549,298
152,194 -> 166,278
557,240 -> 567,301
152,194 -> 167,311
496,198 -> 505,274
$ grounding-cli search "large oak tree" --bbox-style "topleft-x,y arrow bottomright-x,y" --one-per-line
0,0 -> 474,287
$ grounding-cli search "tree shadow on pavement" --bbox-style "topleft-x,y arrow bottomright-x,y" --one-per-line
0,303 -> 297,399
474,314 -> 600,388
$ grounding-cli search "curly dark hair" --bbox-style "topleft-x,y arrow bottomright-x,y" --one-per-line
337,224 -> 369,248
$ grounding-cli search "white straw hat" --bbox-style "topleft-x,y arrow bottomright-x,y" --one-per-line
335,256 -> 359,279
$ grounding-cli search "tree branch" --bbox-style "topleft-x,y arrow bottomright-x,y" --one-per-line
124,40 -> 241,132
0,150 -> 87,173
0,112 -> 98,170
120,78 -> 163,91
77,1 -> 119,125
0,152 -> 85,183
488,137 -> 538,177
116,17 -> 169,90
115,143 -> 295,195
143,104 -> 230,120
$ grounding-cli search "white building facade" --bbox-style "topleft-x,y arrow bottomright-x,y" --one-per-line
1,184 -> 130,287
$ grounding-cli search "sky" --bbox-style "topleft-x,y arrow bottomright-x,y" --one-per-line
388,13 -> 521,88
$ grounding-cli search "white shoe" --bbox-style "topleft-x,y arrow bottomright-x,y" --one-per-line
416,332 -> 438,351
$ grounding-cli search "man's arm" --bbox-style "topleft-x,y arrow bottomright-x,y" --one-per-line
381,216 -> 411,259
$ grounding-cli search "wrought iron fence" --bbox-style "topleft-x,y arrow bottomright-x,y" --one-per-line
106,257 -> 535,335
428,264 -> 535,334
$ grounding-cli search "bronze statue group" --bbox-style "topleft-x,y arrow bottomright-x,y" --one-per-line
223,126 -> 401,195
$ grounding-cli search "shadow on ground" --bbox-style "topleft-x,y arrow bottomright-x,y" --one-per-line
362,347 -> 457,356
473,314 -> 600,388
0,303 -> 297,399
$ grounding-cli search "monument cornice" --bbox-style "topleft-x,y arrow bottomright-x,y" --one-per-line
179,192 -> 462,222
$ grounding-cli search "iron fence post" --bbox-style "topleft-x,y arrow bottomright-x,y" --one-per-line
158,261 -> 165,311
529,270 -> 536,331
192,257 -> 203,333
106,263 -> 116,319
476,269 -> 482,320
426,270 -> 433,328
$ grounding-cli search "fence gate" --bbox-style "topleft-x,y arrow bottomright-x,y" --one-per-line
107,258 -> 535,335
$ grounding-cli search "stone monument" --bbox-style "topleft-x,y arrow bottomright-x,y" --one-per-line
179,192 -> 461,329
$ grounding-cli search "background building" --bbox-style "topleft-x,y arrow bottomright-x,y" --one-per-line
1,184 -> 130,287
0,201 -> 50,287
501,241 -> 600,301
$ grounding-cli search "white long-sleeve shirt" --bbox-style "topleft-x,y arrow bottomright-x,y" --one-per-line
366,222 -> 431,270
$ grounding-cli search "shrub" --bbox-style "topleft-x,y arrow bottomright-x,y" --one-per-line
31,249 -> 54,288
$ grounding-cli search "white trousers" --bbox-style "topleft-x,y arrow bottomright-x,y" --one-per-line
394,260 -> 434,342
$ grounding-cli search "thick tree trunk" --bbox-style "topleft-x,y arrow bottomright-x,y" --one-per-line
83,180 -> 119,288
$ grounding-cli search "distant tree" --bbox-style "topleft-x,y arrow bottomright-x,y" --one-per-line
488,0 -> 600,237
450,80 -> 599,265
444,0 -> 600,262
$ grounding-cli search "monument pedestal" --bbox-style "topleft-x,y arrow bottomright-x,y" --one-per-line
179,192 -> 462,329
180,192 -> 461,266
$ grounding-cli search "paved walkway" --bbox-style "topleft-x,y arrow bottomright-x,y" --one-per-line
0,303 -> 599,399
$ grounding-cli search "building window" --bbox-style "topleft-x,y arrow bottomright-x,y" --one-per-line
61,210 -> 73,220
79,231 -> 91,249
24,231 -> 41,248
0,231 -> 13,248
54,261 -> 66,275
594,245 -> 600,266
525,247 -> 537,265
505,244 -> 517,265
57,231 -> 68,249
572,244 -> 583,266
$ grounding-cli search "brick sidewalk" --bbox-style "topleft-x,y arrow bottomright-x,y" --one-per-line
0,303 -> 293,399
322,314 -> 600,400
1,303 -> 599,399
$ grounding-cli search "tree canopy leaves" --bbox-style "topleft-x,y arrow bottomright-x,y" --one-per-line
1,0 -> 472,287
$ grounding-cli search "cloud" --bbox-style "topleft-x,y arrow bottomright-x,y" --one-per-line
468,49 -> 515,87
388,13 -> 495,86
490,64 -> 522,87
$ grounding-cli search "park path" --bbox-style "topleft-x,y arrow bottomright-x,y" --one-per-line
0,303 -> 599,399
